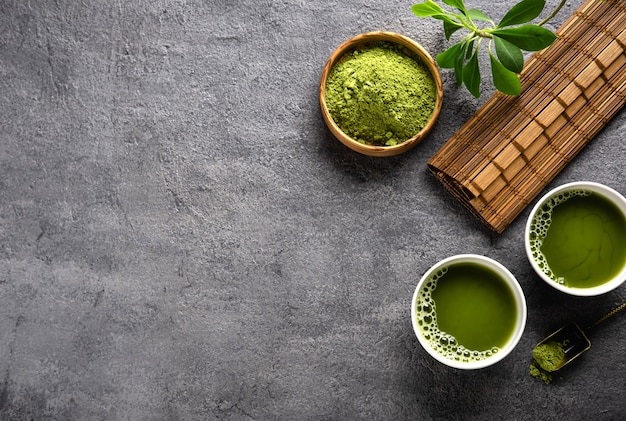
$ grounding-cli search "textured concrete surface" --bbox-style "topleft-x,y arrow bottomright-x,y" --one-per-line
1,0 -> 625,419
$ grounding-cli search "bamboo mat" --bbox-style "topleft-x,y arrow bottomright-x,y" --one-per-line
428,0 -> 626,233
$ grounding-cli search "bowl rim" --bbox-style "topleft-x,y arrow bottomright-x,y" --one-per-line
410,254 -> 527,370
319,31 -> 443,157
524,181 -> 626,296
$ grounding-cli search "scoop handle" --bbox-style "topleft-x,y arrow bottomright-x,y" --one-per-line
588,301 -> 626,330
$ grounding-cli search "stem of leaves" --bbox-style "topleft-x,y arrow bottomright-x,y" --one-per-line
538,0 -> 568,27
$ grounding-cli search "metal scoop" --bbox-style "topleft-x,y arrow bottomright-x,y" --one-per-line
533,301 -> 626,372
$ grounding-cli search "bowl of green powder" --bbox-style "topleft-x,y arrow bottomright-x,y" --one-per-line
320,31 -> 443,157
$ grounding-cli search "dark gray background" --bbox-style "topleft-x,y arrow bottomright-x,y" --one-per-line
1,0 -> 625,419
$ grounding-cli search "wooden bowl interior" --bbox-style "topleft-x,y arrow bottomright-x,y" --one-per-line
319,32 -> 443,157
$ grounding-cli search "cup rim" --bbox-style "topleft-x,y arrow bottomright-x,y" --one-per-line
524,181 -> 626,296
411,254 -> 527,370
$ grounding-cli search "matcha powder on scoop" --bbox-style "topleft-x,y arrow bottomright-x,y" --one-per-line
530,341 -> 566,384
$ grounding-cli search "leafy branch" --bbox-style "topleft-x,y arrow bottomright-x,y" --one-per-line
412,0 -> 566,97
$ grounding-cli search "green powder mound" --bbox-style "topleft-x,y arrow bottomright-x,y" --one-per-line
530,341 -> 568,384
325,42 -> 437,146
530,361 -> 553,384
532,341 -> 565,372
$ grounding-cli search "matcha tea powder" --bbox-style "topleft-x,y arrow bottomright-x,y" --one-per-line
530,341 -> 566,384
325,42 -> 437,146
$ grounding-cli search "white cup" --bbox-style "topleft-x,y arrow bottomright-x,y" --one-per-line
525,181 -> 626,296
411,254 -> 527,369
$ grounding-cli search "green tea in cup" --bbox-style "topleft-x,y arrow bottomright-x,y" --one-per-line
411,255 -> 527,369
525,182 -> 626,296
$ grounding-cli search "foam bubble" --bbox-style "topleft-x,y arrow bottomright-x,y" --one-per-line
414,271 -> 501,363
528,189 -> 591,283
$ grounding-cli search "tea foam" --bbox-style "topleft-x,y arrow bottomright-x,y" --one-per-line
528,188 -> 591,284
414,268 -> 500,364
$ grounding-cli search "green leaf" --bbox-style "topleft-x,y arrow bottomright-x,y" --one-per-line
493,36 -> 524,73
443,19 -> 464,40
490,52 -> 522,95
463,50 -> 481,97
491,25 -> 557,51
498,0 -> 546,28
412,1 -> 445,17
467,9 -> 492,23
436,42 -> 464,68
454,41 -> 469,86
465,39 -> 474,59
442,0 -> 467,13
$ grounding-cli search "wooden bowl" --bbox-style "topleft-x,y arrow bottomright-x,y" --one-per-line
319,32 -> 443,157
